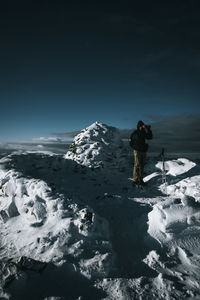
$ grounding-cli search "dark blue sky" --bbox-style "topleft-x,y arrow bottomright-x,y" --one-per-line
1,0 -> 200,141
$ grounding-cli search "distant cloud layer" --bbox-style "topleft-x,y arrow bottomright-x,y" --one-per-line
119,114 -> 200,153
52,131 -> 80,139
0,114 -> 199,155
149,113 -> 200,153
32,137 -> 63,143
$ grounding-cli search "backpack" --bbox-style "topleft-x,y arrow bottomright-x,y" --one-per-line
129,131 -> 136,148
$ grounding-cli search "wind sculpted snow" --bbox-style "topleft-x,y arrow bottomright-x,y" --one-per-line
0,122 -> 200,299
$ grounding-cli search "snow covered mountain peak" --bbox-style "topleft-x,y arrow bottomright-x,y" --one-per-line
65,122 -> 126,169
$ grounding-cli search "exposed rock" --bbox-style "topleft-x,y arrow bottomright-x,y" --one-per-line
0,197 -> 19,223
17,256 -> 47,272
0,259 -> 21,288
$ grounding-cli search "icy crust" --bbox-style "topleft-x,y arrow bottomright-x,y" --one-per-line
96,273 -> 191,300
156,158 -> 196,176
65,122 -> 126,169
147,159 -> 200,296
0,153 -> 113,284
148,196 -> 200,246
166,175 -> 200,201
148,173 -> 200,252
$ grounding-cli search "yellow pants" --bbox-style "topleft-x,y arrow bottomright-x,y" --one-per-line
133,150 -> 146,182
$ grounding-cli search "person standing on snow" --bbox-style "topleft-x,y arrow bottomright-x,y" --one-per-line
129,120 -> 153,185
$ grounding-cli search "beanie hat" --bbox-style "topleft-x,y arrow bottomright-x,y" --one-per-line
137,120 -> 144,128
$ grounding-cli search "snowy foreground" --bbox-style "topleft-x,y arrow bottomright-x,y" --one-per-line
0,122 -> 200,299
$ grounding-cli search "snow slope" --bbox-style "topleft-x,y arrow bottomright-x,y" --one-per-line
0,122 -> 200,299
0,149 -> 113,299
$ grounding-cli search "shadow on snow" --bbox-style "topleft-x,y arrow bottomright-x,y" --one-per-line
4,152 -> 164,297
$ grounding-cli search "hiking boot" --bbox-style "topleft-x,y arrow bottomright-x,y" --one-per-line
139,179 -> 146,186
132,179 -> 140,185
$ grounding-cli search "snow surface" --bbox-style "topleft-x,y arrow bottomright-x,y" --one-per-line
0,121 -> 200,299
156,158 -> 196,176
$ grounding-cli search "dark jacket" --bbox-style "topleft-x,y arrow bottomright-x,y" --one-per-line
130,127 -> 153,152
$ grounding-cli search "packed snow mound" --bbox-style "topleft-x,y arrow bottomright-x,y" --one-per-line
148,196 -> 200,244
147,196 -> 200,293
166,175 -> 200,202
149,158 -> 200,245
0,152 -> 113,285
65,122 -> 126,169
96,273 -> 189,300
156,158 -> 196,176
147,158 -> 200,295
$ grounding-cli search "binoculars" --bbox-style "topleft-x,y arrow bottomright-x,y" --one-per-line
146,125 -> 151,129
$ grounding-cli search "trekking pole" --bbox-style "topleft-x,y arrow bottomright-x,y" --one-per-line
160,148 -> 167,193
